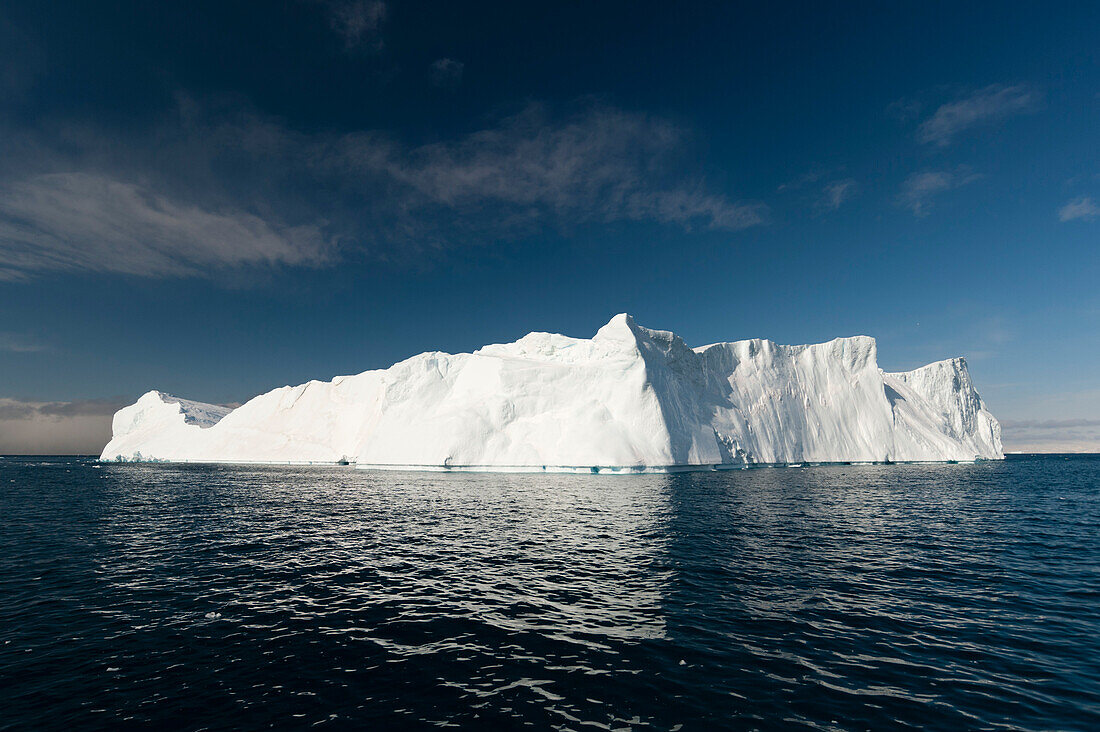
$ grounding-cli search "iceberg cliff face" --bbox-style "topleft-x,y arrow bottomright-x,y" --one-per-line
100,314 -> 1002,470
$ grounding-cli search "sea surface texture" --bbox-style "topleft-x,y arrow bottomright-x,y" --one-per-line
2,455 -> 1098,729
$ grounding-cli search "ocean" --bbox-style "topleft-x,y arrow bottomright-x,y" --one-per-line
2,454 -> 1098,729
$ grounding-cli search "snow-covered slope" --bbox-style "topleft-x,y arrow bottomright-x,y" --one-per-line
100,314 -> 1002,470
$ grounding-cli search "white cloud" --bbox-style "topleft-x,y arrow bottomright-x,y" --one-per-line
917,84 -> 1040,147
0,172 -> 335,280
1058,196 -> 1099,222
817,179 -> 857,212
898,169 -> 980,216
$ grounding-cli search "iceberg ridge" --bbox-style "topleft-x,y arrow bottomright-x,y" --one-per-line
101,315 -> 1003,470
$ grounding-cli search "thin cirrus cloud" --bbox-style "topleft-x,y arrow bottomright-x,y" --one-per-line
1058,196 -> 1099,222
352,103 -> 768,232
999,418 -> 1100,453
897,169 -> 980,216
0,100 -> 767,280
817,179 -> 857,212
0,332 -> 44,352
917,84 -> 1040,147
0,172 -> 335,281
323,0 -> 387,51
430,58 -> 464,88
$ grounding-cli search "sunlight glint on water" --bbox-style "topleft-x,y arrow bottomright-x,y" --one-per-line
1,455 -> 1098,729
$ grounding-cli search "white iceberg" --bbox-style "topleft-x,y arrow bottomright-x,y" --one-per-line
100,314 -> 1002,471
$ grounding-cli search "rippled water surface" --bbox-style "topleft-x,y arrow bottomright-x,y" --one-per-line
2,455 -> 1099,729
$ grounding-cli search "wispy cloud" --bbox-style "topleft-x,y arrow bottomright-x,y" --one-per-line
776,169 -> 825,192
0,99 -> 765,280
0,332 -> 44,352
324,0 -> 387,51
898,168 -> 980,216
885,96 -> 923,123
0,397 -> 128,454
917,84 -> 1040,147
1003,418 -> 1100,430
1058,196 -> 1099,222
15,398 -> 125,418
350,103 -> 767,232
0,172 -> 335,280
817,179 -> 857,212
429,58 -> 464,89
1000,417 -> 1100,453
778,170 -> 856,213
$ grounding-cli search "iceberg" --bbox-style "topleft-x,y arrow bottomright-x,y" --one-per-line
100,314 -> 1002,471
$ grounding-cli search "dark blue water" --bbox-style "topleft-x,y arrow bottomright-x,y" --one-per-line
2,455 -> 1099,730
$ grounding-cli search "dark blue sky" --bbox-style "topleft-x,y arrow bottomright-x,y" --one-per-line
0,1 -> 1097,451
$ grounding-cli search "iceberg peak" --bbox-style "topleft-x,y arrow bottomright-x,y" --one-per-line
593,312 -> 642,345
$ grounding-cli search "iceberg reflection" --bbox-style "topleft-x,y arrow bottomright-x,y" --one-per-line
95,465 -> 675,647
